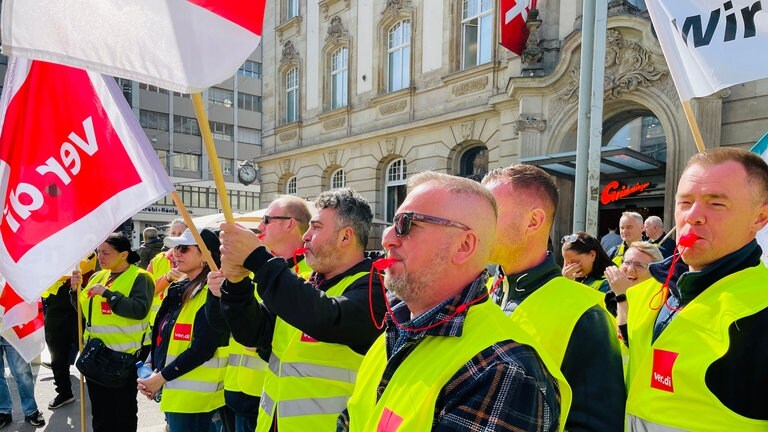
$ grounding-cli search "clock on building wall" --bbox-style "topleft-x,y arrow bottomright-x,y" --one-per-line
238,160 -> 258,186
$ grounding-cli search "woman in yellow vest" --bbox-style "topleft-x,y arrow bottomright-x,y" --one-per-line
561,231 -> 615,293
71,233 -> 154,432
137,228 -> 229,432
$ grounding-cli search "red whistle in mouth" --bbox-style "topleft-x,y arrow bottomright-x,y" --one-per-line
678,232 -> 699,248
373,258 -> 396,271
294,247 -> 308,256
257,234 -> 265,240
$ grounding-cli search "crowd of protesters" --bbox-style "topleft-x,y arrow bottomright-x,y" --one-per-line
16,146 -> 768,431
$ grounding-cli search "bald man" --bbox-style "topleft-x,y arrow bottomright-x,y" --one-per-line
340,171 -> 565,431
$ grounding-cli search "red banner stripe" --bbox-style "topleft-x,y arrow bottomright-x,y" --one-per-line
187,0 -> 265,36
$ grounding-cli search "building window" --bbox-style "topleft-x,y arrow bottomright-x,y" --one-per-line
238,127 -> 262,145
387,20 -> 411,92
238,92 -> 262,112
461,0 -> 493,69
330,47 -> 349,109
286,0 -> 299,19
172,153 -> 201,171
208,158 -> 234,176
330,169 -> 346,189
459,147 -> 489,181
209,121 -> 234,141
139,110 -> 169,131
138,82 -> 169,95
209,87 -> 234,107
286,176 -> 298,195
173,92 -> 191,99
156,149 -> 169,169
385,159 -> 407,222
238,60 -> 262,79
285,67 -> 299,123
174,115 -> 200,136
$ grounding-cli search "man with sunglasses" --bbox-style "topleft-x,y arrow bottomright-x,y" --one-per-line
206,195 -> 313,432
482,164 -> 624,432
340,172 -> 564,431
217,189 -> 386,432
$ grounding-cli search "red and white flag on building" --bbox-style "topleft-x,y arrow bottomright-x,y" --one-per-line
0,56 -> 173,302
500,0 -> 538,55
646,0 -> 768,101
1,0 -> 266,93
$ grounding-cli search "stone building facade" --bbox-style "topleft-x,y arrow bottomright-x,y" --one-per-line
255,0 -> 768,246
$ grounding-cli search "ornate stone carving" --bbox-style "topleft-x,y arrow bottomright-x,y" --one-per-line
279,131 -> 297,142
328,150 -> 338,165
326,15 -> 348,44
521,18 -> 543,66
379,100 -> 407,116
323,117 -> 346,131
281,41 -> 299,64
385,138 -> 397,154
460,122 -> 474,141
514,116 -> 547,135
382,0 -> 409,17
281,159 -> 292,173
560,29 -> 665,102
451,77 -> 488,97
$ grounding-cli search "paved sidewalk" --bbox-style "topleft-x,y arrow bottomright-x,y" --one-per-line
2,348 -> 166,432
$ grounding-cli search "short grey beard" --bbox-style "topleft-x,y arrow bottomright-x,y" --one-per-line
384,272 -> 425,304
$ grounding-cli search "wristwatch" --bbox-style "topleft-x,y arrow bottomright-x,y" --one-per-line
615,293 -> 627,303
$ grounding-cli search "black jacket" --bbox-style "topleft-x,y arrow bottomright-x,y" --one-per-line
491,254 -> 626,432
220,247 -> 387,356
643,240 -> 768,420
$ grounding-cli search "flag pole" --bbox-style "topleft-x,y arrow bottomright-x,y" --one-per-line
74,273 -> 86,432
682,100 -> 706,152
169,190 -> 219,271
191,93 -> 235,224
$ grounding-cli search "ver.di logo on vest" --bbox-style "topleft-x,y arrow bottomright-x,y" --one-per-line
651,348 -> 679,392
173,323 -> 192,341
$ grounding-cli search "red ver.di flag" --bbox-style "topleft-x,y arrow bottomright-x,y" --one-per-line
1,0 -> 266,93
500,0 -> 537,55
0,57 -> 173,301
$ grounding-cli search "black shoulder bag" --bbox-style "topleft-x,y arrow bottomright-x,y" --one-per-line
75,296 -> 143,388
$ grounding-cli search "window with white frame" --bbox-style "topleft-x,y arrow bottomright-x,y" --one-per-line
286,176 -> 298,195
330,169 -> 346,189
173,153 -> 201,171
238,92 -> 262,112
174,115 -> 200,136
461,0 -> 494,69
387,20 -> 411,92
209,121 -> 234,141
385,159 -> 407,222
139,110 -> 169,131
209,87 -> 234,107
238,127 -> 262,145
238,60 -> 262,79
286,0 -> 299,19
208,158 -> 234,176
331,47 -> 348,109
285,67 -> 299,123
139,82 -> 169,95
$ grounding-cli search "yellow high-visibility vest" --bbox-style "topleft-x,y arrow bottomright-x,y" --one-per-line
255,271 -> 368,432
626,266 -> 768,431
346,298 -> 572,431
161,284 -> 228,414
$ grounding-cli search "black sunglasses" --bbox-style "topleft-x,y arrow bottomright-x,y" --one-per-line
393,212 -> 471,237
263,215 -> 293,225
174,245 -> 197,253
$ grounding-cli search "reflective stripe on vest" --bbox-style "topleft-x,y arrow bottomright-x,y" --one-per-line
80,267 -> 151,354
256,271 -> 368,432
160,285 -> 228,414
626,265 -> 768,431
346,299 -> 572,432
